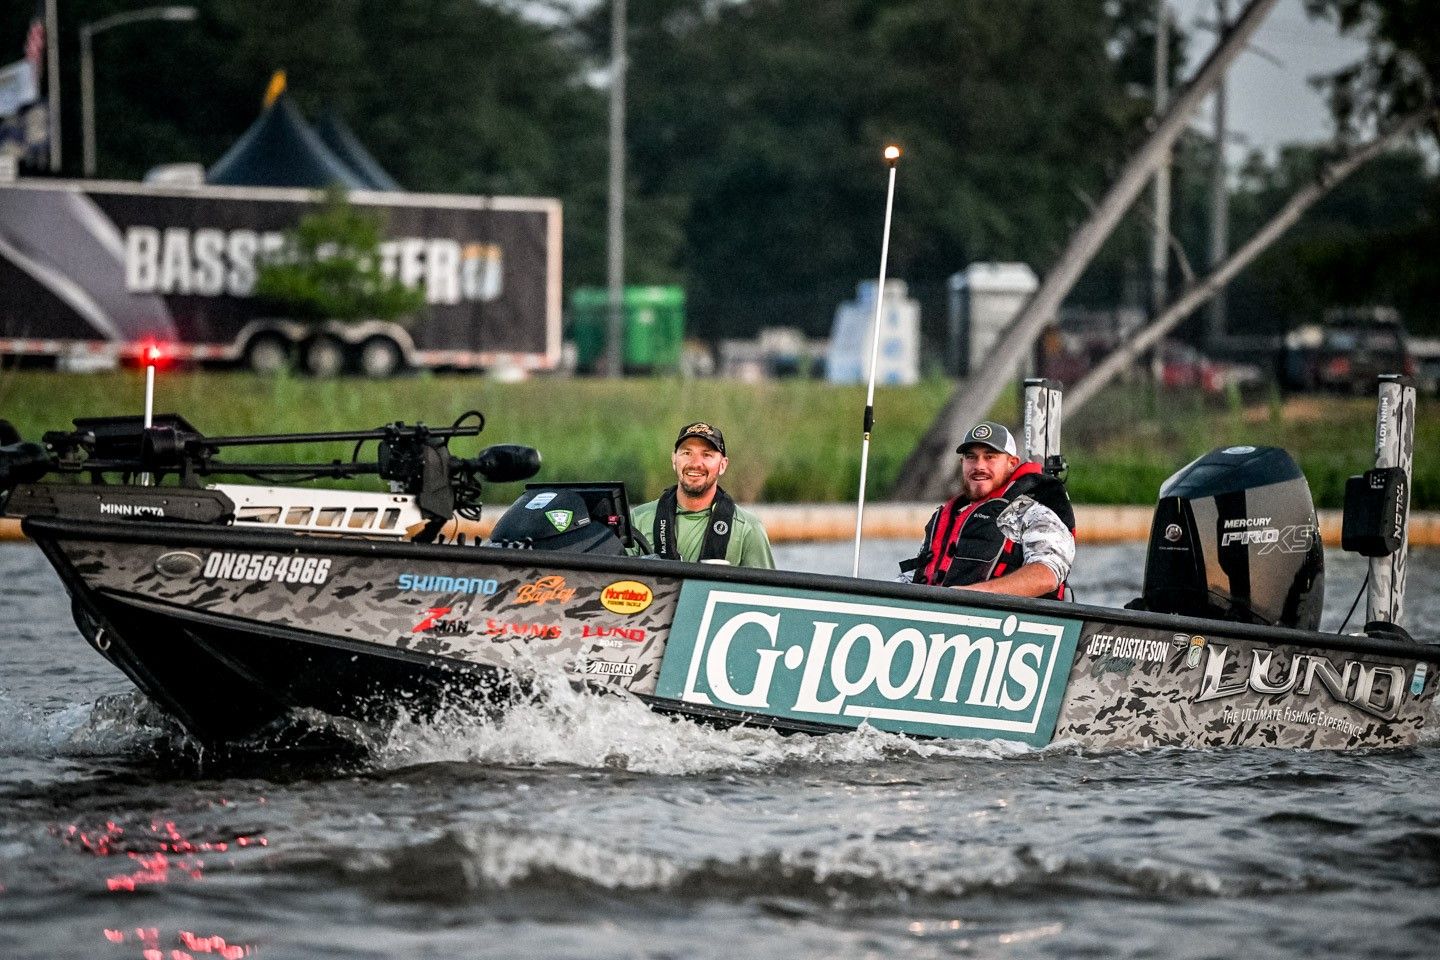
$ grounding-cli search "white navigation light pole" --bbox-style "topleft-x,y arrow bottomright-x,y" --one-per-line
81,5 -> 197,178
851,145 -> 901,578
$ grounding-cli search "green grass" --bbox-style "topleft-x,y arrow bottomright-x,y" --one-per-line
2,369 -> 1435,508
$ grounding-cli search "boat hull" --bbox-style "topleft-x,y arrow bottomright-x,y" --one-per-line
26,516 -> 1440,752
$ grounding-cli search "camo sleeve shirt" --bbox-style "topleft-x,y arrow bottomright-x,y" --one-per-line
996,495 -> 1075,587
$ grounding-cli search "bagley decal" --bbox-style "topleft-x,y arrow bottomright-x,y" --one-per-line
601,580 -> 654,615
655,582 -> 1081,745
514,575 -> 577,605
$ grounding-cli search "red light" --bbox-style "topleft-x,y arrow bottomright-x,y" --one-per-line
137,341 -> 174,368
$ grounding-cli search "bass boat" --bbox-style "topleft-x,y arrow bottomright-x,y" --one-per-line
1,378 -> 1434,753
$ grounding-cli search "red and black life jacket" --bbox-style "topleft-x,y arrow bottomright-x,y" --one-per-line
903,461 -> 1075,598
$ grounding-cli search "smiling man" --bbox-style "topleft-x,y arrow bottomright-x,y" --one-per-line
901,420 -> 1075,598
630,421 -> 775,568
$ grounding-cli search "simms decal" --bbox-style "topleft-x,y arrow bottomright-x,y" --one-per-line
203,552 -> 330,584
656,582 -> 1080,745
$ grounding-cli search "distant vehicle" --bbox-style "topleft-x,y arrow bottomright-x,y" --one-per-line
1411,337 -> 1440,396
0,178 -> 561,376
1155,340 -> 1262,394
1280,309 -> 1416,393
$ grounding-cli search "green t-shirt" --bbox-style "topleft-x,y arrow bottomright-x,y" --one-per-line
630,497 -> 775,569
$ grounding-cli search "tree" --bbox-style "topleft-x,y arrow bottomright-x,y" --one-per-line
254,187 -> 425,322
890,0 -> 1281,502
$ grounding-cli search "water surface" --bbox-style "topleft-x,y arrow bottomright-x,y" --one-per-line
1,540 -> 1436,959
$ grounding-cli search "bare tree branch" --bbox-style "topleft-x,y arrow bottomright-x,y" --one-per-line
1066,106 -> 1434,415
890,0 -> 1282,502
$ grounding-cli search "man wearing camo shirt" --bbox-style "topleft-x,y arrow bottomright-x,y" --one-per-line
901,420 -> 1075,598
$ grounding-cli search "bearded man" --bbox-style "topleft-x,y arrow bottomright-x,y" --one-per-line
630,421 -> 775,568
902,420 -> 1075,597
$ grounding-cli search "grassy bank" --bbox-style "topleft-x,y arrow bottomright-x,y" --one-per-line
2,370 -> 1435,508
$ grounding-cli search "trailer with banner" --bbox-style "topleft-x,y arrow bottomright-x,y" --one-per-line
0,178 -> 562,375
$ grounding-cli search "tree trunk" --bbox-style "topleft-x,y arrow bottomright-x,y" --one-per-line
890,0 -> 1281,502
1066,108 -> 1434,415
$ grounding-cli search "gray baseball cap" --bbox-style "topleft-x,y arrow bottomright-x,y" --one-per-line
957,420 -> 1018,457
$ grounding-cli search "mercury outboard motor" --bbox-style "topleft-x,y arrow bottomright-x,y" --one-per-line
1138,445 -> 1324,630
488,487 -> 628,555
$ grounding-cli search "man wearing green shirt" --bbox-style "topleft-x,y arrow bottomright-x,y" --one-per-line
630,421 -> 775,568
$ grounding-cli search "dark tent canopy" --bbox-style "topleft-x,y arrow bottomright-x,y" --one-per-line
315,111 -> 402,191
206,93 -> 368,189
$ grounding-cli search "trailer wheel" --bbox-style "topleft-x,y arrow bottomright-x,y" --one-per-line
358,337 -> 403,378
302,335 -> 347,378
244,334 -> 293,375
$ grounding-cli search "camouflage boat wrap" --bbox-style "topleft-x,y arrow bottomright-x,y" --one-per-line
54,536 -> 682,698
27,517 -> 1440,752
1055,622 -> 1435,750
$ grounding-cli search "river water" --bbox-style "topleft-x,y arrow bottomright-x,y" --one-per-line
1,540 -> 1437,959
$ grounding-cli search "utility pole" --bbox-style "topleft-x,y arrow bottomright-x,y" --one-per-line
890,0 -> 1281,503
603,0 -> 628,378
1150,0 -> 1171,323
46,0 -> 60,171
1208,0 -> 1230,349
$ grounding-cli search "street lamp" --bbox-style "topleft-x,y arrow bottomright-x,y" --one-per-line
81,5 -> 198,178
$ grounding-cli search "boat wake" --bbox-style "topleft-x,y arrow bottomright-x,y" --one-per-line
374,661 -> 1036,775
264,821 -> 1341,910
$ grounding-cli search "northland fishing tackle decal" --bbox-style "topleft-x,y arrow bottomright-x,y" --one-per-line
601,581 -> 654,615
656,581 -> 1080,745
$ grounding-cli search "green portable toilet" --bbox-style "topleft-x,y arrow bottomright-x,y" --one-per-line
569,285 -> 685,373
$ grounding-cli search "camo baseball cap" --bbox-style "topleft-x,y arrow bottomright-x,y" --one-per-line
675,421 -> 726,455
957,420 -> 1018,457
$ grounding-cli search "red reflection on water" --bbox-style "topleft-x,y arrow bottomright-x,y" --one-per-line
99,928 -> 253,959
57,818 -> 266,892
55,818 -> 264,958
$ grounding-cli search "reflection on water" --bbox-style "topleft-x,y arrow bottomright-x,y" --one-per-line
56,815 -> 266,958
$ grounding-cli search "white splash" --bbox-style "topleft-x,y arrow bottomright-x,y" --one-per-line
374,659 -> 1030,775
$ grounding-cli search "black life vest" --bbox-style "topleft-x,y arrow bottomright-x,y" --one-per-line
652,485 -> 737,562
904,461 -> 1075,598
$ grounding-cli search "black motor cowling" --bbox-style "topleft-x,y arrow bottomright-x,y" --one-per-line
487,488 -> 627,555
1139,445 -> 1325,630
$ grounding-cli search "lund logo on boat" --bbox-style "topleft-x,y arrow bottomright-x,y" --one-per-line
203,552 -> 330,585
601,580 -> 653,615
582,624 -> 646,643
155,551 -> 203,578
1194,643 -> 1409,720
656,582 -> 1081,746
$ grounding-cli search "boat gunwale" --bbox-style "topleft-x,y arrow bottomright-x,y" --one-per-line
23,514 -> 1440,666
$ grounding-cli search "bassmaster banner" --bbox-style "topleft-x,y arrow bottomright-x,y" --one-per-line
0,179 -> 560,363
655,581 -> 1082,746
